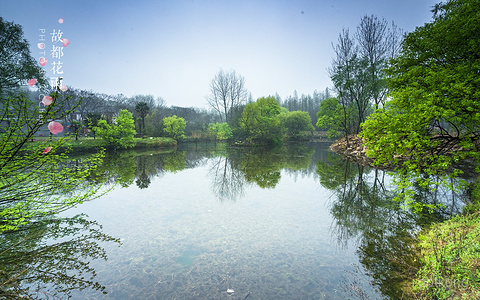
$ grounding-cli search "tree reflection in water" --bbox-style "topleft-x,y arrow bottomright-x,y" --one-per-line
206,144 -> 315,201
317,152 -> 467,299
0,215 -> 120,299
95,143 -> 316,202
55,142 -> 471,299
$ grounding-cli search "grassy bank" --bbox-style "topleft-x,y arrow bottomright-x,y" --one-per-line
410,179 -> 480,299
30,136 -> 177,153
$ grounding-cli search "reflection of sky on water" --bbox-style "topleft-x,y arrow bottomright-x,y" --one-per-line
66,154 -> 380,299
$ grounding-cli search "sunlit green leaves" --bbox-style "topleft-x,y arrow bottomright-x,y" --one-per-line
94,109 -> 136,149
361,0 -> 480,207
0,94 -> 106,233
238,96 -> 284,145
162,115 -> 186,141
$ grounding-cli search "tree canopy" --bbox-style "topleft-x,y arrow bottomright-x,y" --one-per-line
361,0 -> 480,201
162,115 -> 186,140
94,109 -> 136,149
0,17 -> 47,96
238,96 -> 284,145
281,111 -> 315,137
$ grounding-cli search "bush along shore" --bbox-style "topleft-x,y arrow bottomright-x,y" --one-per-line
29,136 -> 177,154
331,134 -> 480,299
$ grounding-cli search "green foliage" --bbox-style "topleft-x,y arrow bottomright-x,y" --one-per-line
316,97 -> 354,138
238,96 -> 285,145
84,113 -> 102,138
361,0 -> 480,206
281,111 -> 315,138
94,109 -> 136,150
0,94 -> 105,233
414,213 -> 480,299
163,115 -> 186,140
207,122 -> 233,140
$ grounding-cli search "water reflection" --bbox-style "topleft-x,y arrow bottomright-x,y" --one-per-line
52,142 -> 470,299
0,215 -> 120,299
316,151 -> 467,298
88,143 -> 316,203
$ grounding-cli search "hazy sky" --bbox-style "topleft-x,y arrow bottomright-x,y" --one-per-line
1,0 -> 439,108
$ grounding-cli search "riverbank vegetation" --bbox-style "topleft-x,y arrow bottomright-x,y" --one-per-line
322,0 -> 480,298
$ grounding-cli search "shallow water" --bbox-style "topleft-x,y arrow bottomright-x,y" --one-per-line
62,142 -> 385,299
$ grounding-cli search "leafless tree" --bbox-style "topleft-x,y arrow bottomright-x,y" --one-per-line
356,15 -> 403,109
329,15 -> 403,138
207,69 -> 248,123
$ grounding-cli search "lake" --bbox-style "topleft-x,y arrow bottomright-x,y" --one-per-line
25,142 -> 468,299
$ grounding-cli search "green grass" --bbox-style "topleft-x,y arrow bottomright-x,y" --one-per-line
412,180 -> 480,299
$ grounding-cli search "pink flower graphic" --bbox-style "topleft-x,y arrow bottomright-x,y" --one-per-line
61,38 -> 70,47
37,42 -> 45,49
42,147 -> 52,154
42,96 -> 53,106
48,121 -> 63,135
39,57 -> 47,67
27,79 -> 37,87
58,18 -> 64,24
61,85 -> 68,92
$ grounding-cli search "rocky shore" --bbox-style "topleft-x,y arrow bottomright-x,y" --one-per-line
329,134 -> 378,167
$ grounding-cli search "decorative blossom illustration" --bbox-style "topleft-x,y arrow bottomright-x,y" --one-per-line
58,18 -> 64,24
42,147 -> 52,154
48,121 -> 63,134
61,85 -> 68,92
39,57 -> 47,66
27,79 -> 37,87
42,96 -> 53,106
37,42 -> 45,49
61,38 -> 70,47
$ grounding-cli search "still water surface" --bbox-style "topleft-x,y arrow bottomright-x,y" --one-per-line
62,142 -> 463,299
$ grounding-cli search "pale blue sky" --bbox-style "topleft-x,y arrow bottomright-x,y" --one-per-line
1,0 -> 439,108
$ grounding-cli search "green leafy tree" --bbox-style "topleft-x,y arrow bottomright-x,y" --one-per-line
163,115 -> 186,140
281,110 -> 315,138
135,102 -> 150,135
316,97 -> 357,138
361,0 -> 480,205
238,96 -> 284,145
0,17 -> 47,96
207,122 -> 233,140
94,109 -> 136,150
